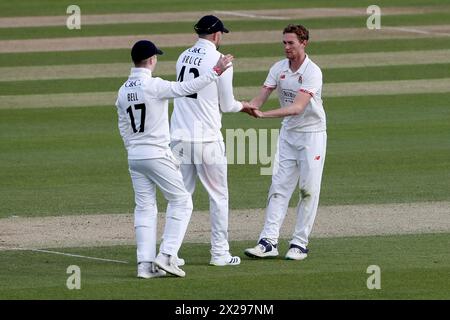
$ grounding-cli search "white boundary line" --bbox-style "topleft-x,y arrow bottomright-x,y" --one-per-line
0,247 -> 129,264
214,10 -> 287,20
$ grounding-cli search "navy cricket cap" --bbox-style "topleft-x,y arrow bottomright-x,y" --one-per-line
131,40 -> 163,63
194,15 -> 229,34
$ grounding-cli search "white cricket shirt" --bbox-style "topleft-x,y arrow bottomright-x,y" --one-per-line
116,67 -> 220,159
170,38 -> 243,142
264,55 -> 326,132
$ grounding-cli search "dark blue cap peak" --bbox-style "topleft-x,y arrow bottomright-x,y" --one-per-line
194,15 -> 229,35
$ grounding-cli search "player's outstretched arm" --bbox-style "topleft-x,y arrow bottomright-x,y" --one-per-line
240,101 -> 258,115
241,86 -> 275,117
249,86 -> 275,110
155,55 -> 234,99
253,90 -> 311,118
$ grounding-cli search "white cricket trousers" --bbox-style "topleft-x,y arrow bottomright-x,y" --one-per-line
128,152 -> 193,263
171,140 -> 230,259
259,128 -> 327,248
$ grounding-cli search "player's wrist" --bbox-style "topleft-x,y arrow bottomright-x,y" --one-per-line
213,66 -> 223,76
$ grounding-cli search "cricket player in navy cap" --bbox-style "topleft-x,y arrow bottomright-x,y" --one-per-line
170,15 -> 255,267
116,39 -> 234,278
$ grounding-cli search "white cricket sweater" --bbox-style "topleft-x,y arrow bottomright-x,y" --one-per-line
170,38 -> 242,142
116,67 -> 220,159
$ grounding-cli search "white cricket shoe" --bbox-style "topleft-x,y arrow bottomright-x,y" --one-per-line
244,238 -> 279,258
176,256 -> 185,267
154,253 -> 186,277
137,262 -> 167,279
210,255 -> 241,266
285,244 -> 309,261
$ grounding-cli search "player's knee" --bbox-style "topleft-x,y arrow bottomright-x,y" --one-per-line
135,199 -> 156,213
134,193 -> 156,209
166,198 -> 192,222
298,185 -> 320,200
168,193 -> 193,213
134,206 -> 157,227
210,193 -> 228,206
268,183 -> 288,199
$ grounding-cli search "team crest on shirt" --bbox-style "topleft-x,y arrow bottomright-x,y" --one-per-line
280,74 -> 285,80
298,75 -> 303,83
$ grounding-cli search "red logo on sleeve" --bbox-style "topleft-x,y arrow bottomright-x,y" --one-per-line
314,155 -> 321,160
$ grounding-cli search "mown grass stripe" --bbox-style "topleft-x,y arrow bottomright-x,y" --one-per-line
3,50 -> 450,82
236,63 -> 450,87
1,0 -> 448,17
3,12 -> 450,40
2,37 -> 450,67
237,78 -> 450,98
2,63 -> 450,95
1,7 -> 444,28
2,78 -> 450,109
2,25 -> 450,53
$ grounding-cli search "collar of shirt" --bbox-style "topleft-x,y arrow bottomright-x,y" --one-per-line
195,38 -> 217,51
129,67 -> 152,78
282,54 -> 310,75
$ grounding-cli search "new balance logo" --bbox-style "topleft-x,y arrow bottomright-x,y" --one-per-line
314,155 -> 321,160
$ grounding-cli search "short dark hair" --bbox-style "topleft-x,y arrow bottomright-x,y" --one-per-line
283,24 -> 309,42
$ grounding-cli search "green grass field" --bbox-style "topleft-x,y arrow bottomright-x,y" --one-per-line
1,94 -> 448,216
3,37 -> 450,67
1,0 -> 448,17
0,0 -> 449,301
3,12 -> 450,40
1,233 -> 449,299
3,64 -> 450,95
